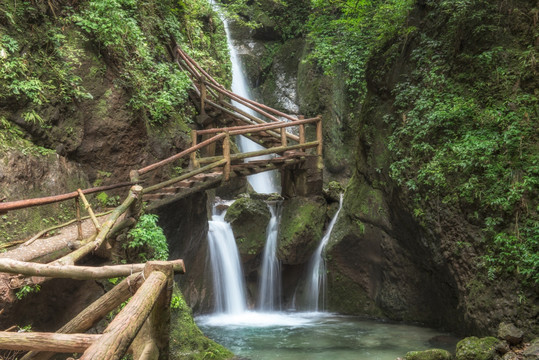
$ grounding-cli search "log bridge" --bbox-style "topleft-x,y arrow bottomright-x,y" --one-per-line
0,46 -> 323,358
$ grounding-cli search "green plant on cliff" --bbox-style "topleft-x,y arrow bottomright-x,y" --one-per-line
386,1 -> 538,284
127,214 -> 168,261
307,0 -> 415,98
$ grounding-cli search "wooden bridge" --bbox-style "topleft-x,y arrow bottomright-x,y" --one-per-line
0,46 -> 323,358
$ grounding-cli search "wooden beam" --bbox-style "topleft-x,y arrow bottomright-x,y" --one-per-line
0,332 -> 99,352
80,268 -> 169,360
223,132 -> 231,182
21,273 -> 144,360
0,259 -> 185,279
77,190 -> 101,231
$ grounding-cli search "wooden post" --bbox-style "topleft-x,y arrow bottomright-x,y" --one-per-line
316,116 -> 323,169
77,190 -> 101,231
75,198 -> 82,240
298,115 -> 305,151
200,76 -> 207,116
223,131 -> 231,182
190,130 -> 199,169
281,127 -> 287,147
129,170 -> 140,184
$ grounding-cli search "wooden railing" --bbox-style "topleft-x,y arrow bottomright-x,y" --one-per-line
0,259 -> 184,360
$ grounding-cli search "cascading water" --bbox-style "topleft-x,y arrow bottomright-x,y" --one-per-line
218,4 -> 279,194
257,203 -> 282,311
304,194 -> 344,311
207,203 -> 247,314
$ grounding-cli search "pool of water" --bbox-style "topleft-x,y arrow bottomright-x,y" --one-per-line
196,312 -> 456,360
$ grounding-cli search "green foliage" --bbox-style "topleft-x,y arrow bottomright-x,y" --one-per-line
386,1 -> 538,284
127,214 -> 168,261
96,192 -> 120,208
307,0 -> 414,99
16,284 -> 41,300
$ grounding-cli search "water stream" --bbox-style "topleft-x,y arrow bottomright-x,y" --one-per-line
304,194 -> 344,311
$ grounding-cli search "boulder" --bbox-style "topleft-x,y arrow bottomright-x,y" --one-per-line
456,337 -> 500,360
497,322 -> 524,345
277,196 -> 327,264
523,338 -> 539,360
502,352 -> 519,360
495,340 -> 510,355
224,197 -> 271,257
405,349 -> 452,360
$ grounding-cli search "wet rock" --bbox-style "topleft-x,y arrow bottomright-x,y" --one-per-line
277,196 -> 326,264
405,348 -> 452,360
523,338 -> 539,360
224,197 -> 271,257
498,322 -> 524,345
456,336 -> 500,360
495,340 -> 511,355
502,352 -> 519,360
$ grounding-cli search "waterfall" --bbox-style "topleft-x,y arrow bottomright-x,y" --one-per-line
207,204 -> 247,314
305,194 -> 344,311
218,4 -> 279,194
257,203 -> 282,311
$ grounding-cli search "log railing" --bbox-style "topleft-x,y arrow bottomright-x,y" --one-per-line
0,260 -> 182,360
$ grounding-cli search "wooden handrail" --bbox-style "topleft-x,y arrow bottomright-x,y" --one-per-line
0,182 -> 135,213
196,117 -> 319,135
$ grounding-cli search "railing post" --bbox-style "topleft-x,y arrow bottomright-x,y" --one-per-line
190,130 -> 200,169
200,75 -> 207,116
281,127 -> 287,148
316,116 -> 323,169
223,131 -> 231,181
75,197 -> 82,240
298,115 -> 305,151
77,190 -> 101,232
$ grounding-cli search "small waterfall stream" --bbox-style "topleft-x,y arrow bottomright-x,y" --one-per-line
207,203 -> 247,314
304,194 -> 344,311
257,203 -> 282,311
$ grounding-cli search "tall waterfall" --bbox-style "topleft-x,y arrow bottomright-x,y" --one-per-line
257,204 -> 282,311
305,194 -> 344,311
207,204 -> 247,314
219,5 -> 278,194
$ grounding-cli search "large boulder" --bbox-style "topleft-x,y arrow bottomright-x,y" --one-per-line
277,196 -> 327,264
224,197 -> 271,257
498,322 -> 524,345
456,337 -> 500,360
405,349 -> 452,360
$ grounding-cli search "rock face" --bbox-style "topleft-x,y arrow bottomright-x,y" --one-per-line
277,196 -> 327,265
456,337 -> 500,360
224,197 -> 271,258
498,322 -> 524,345
405,349 -> 452,360
523,338 -> 539,360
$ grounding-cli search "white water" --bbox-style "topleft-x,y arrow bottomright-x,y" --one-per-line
219,5 -> 279,194
207,203 -> 247,314
257,204 -> 282,311
305,194 -> 344,311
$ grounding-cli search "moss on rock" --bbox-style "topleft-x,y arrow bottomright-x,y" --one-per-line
224,197 -> 271,256
456,337 -> 499,360
277,196 -> 326,264
405,349 -> 452,360
170,287 -> 234,360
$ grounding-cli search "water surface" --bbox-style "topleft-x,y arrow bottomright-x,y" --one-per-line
197,312 -> 454,360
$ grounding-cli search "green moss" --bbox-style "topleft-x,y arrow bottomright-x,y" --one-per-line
277,197 -> 326,263
405,349 -> 452,360
456,337 -> 499,360
224,197 -> 270,256
170,287 -> 233,360
345,174 -> 387,223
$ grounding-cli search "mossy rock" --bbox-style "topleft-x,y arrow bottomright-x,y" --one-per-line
456,337 -> 499,360
170,287 -> 234,359
277,196 -> 326,264
405,349 -> 452,360
224,197 -> 271,256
